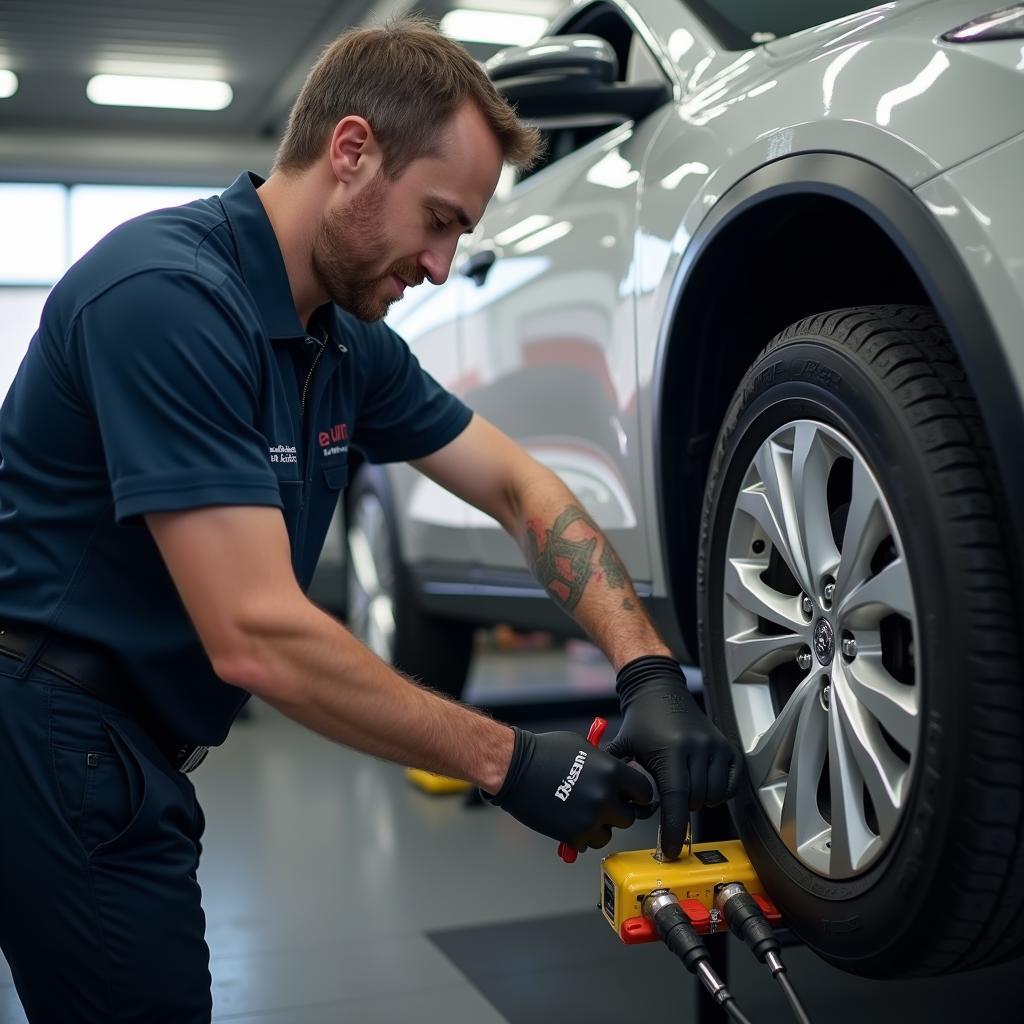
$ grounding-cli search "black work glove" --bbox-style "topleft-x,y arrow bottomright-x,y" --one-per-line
485,728 -> 655,852
607,655 -> 742,859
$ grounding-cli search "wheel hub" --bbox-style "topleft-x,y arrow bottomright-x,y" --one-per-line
813,618 -> 835,666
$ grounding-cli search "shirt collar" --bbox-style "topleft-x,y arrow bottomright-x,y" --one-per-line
220,171 -> 311,341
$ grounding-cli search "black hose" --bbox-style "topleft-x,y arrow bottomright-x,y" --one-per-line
722,996 -> 756,1024
775,970 -> 813,1024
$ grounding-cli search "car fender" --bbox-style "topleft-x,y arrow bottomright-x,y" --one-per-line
641,151 -> 1024,643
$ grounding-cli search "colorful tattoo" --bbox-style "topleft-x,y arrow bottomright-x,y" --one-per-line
526,506 -> 599,611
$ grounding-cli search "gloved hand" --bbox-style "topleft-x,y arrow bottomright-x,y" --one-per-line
607,655 -> 742,859
485,727 -> 655,851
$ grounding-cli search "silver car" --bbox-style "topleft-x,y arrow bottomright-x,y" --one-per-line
311,0 -> 1024,978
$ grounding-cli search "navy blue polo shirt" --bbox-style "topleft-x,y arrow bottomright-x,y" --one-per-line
0,172 -> 472,745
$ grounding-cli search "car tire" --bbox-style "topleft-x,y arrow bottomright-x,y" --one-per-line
697,305 -> 1023,977
345,465 -> 475,699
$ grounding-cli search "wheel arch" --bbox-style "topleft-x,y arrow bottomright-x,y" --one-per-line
653,152 -> 1024,654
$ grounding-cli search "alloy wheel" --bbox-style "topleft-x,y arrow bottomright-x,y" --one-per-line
722,420 -> 919,878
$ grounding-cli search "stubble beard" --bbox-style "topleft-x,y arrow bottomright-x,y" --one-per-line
312,171 -> 416,323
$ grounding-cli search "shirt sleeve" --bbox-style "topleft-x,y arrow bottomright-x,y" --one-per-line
352,325 -> 473,463
65,269 -> 282,523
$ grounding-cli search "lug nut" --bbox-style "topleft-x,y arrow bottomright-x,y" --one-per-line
820,684 -> 831,710
823,582 -> 835,603
801,596 -> 813,616
843,638 -> 857,658
797,650 -> 812,671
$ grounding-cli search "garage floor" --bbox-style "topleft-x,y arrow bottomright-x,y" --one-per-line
2,644 -> 1022,1022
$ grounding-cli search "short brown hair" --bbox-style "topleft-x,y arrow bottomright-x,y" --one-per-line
274,16 -> 541,177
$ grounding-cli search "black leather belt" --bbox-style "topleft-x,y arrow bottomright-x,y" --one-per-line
0,621 -> 208,773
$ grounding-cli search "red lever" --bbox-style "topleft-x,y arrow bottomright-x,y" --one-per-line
557,716 -> 609,864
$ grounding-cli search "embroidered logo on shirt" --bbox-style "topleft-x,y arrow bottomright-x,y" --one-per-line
319,422 -> 349,458
269,444 -> 298,465
319,423 -> 349,446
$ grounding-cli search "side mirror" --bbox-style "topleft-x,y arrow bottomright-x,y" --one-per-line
486,34 -> 670,125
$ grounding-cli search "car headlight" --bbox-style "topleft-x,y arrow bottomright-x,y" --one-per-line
942,4 -> 1024,41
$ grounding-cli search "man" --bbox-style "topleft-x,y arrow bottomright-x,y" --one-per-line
0,17 -> 740,1023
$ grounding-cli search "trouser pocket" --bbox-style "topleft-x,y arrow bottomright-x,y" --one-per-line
49,687 -> 147,858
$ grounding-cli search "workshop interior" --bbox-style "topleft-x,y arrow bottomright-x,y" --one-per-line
2,0 -> 1024,1021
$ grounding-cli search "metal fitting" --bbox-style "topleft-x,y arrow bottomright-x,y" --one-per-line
714,882 -> 746,914
797,650 -> 812,671
695,961 -> 728,1000
823,582 -> 835,603
843,637 -> 858,658
653,818 -> 692,862
801,595 -> 814,616
642,888 -> 679,921
765,951 -> 785,976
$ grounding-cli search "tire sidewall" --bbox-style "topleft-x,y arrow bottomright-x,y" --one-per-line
698,336 -> 964,970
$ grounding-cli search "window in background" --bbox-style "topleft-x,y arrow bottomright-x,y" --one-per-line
0,183 -> 67,284
1,182 -> 222,402
0,288 -> 51,398
69,184 -> 220,263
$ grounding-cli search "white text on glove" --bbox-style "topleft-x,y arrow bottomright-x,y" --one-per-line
555,750 -> 588,802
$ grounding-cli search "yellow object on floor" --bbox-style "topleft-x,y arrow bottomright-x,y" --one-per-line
404,768 -> 473,794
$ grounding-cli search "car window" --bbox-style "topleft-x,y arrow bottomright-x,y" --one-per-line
686,1 -> 879,48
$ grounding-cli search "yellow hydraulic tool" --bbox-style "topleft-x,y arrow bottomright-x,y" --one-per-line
404,768 -> 472,794
600,838 -> 781,944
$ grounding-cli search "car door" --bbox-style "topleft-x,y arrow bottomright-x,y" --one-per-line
382,279 -> 475,563
457,12 -> 674,580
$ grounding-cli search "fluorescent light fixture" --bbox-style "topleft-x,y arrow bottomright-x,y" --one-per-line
0,69 -> 17,98
86,74 -> 233,111
440,9 -> 547,46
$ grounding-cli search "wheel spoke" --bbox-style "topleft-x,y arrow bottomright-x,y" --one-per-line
838,557 -> 914,625
747,675 -> 818,793
827,697 -> 882,875
780,684 -> 829,853
743,440 -> 814,594
844,653 -> 919,756
724,558 -> 806,634
348,526 -> 381,597
725,627 -> 805,683
833,666 -> 906,842
835,459 -> 890,604
791,422 -> 841,587
347,570 -> 370,626
368,595 -> 396,659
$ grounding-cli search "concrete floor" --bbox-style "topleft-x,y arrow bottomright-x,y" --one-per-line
3,643 -> 1023,1022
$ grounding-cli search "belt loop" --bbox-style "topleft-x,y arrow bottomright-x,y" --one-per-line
11,627 -> 48,680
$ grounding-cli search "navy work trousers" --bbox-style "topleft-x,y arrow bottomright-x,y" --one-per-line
0,655 -> 212,1022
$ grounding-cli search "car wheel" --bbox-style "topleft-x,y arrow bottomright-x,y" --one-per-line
345,465 -> 475,699
697,305 -> 1023,977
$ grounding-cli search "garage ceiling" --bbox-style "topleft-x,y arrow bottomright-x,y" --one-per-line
0,0 -> 560,184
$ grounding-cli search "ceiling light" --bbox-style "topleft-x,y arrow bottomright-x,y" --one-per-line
86,74 -> 233,111
440,9 -> 548,46
0,69 -> 17,99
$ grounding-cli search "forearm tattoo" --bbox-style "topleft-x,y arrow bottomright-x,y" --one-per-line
526,504 -> 638,614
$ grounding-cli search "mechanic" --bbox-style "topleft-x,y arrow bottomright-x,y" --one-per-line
0,17 -> 740,1023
